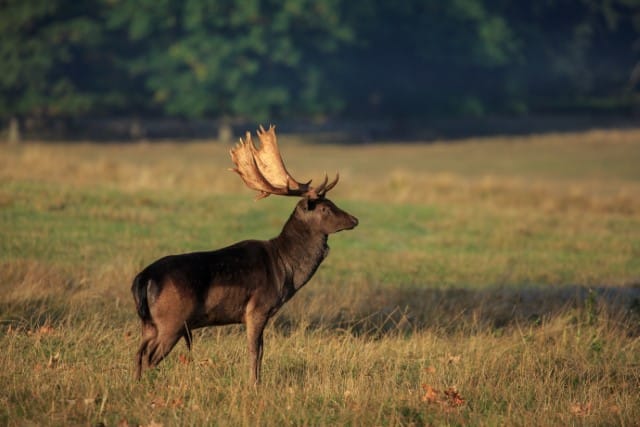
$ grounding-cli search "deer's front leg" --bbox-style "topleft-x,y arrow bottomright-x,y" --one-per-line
246,310 -> 268,385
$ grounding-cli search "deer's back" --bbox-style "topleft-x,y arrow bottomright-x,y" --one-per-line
139,240 -> 278,297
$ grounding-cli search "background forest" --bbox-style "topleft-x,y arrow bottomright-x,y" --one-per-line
1,0 -> 639,141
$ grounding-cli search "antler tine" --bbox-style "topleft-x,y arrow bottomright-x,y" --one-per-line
314,173 -> 340,198
229,131 -> 278,199
322,173 -> 340,195
311,174 -> 329,197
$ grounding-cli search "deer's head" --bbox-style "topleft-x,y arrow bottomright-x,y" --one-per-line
229,125 -> 358,234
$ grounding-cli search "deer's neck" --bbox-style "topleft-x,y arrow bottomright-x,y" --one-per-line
272,215 -> 329,293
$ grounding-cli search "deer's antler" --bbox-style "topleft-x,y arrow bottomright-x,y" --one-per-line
229,125 -> 338,199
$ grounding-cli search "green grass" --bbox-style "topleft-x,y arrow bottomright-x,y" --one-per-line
1,128 -> 640,426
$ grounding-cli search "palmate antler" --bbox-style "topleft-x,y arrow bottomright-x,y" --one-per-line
229,125 -> 338,200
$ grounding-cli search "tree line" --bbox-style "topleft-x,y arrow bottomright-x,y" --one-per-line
1,0 -> 638,141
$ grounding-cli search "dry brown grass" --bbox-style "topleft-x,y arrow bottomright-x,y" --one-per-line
1,128 -> 640,425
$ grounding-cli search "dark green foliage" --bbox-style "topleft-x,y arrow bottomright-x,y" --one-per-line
338,1 -> 519,117
0,0 -> 104,118
0,0 -> 638,128
339,0 -> 639,117
104,0 -> 352,120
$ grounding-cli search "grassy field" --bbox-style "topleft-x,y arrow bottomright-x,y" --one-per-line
1,128 -> 640,426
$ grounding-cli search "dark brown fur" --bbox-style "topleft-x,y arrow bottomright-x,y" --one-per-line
132,197 -> 358,384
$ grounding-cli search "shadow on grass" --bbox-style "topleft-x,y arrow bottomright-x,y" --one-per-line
274,284 -> 640,337
2,280 -> 639,340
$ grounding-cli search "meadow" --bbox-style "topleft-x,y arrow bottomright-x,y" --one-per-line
1,128 -> 639,426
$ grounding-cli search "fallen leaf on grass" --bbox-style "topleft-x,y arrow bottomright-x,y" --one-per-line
446,354 -> 461,365
570,402 -> 592,416
178,354 -> 190,365
444,387 -> 465,407
424,365 -> 436,374
150,397 -> 165,409
170,398 -> 184,408
197,358 -> 214,366
152,396 -> 168,409
38,325 -> 56,335
28,325 -> 56,337
421,385 -> 440,404
421,384 -> 466,411
150,397 -> 184,409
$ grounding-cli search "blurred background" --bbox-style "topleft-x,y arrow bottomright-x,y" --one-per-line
1,0 -> 639,143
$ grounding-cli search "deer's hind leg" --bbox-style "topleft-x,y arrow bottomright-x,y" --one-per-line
135,321 -> 157,380
146,284 -> 195,370
137,280 -> 195,378
146,327 -> 184,369
136,326 -> 184,379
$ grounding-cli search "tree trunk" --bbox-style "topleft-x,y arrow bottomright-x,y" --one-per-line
217,118 -> 233,143
129,116 -> 146,140
7,116 -> 21,144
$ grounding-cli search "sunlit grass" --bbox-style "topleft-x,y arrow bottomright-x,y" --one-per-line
1,128 -> 639,425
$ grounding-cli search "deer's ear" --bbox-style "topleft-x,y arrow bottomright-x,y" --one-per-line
302,197 -> 317,211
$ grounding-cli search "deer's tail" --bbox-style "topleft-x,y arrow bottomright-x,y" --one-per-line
131,273 -> 156,321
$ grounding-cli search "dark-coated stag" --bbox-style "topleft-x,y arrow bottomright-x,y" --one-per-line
131,125 -> 358,384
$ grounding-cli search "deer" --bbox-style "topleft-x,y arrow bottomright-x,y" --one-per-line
131,125 -> 358,384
